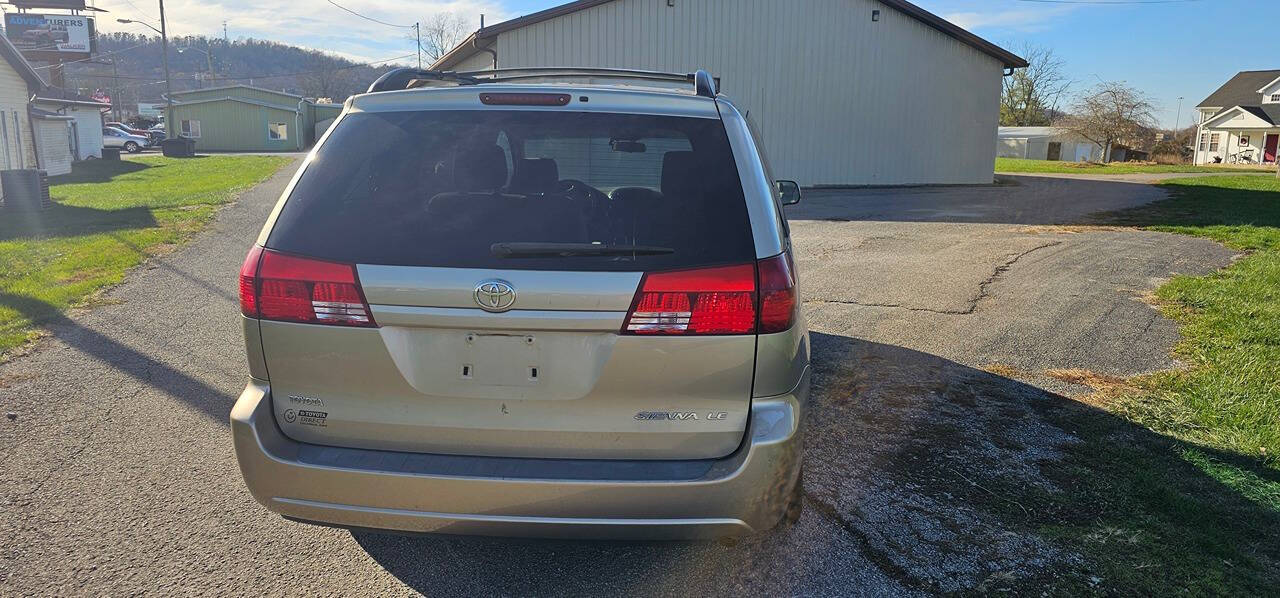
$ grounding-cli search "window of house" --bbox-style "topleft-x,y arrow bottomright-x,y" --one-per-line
1209,133 -> 1220,152
1198,133 -> 1207,151
1271,93 -> 1280,102
181,119 -> 201,138
1240,135 -> 1251,146
268,122 -> 287,141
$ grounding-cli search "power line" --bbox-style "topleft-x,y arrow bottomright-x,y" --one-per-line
324,0 -> 414,28
32,42 -> 149,69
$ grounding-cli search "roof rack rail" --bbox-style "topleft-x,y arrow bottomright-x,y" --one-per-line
366,69 -> 480,93
366,67 -> 719,98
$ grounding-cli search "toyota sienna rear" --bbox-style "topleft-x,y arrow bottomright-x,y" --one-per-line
230,68 -> 810,539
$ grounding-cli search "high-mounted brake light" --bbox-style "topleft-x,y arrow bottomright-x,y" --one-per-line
239,247 -> 376,327
479,92 -> 572,106
621,255 -> 797,336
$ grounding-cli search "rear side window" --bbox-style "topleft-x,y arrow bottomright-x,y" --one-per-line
266,110 -> 754,272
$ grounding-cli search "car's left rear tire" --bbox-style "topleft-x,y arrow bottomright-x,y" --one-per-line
124,141 -> 141,153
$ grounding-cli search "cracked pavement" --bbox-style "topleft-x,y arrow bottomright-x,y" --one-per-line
0,163 -> 1239,595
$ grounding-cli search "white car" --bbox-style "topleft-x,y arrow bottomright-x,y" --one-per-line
102,127 -> 149,153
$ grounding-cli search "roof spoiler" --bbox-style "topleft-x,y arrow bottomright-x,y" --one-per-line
366,67 -> 718,99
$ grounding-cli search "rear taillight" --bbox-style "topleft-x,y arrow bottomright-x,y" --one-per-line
757,253 -> 797,333
622,255 -> 797,336
238,247 -> 376,327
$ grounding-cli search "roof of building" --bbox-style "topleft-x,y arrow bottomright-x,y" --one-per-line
432,0 -> 1027,70
0,32 -> 45,90
29,106 -> 74,120
169,95 -> 301,113
1197,70 -> 1280,108
997,126 -> 1064,139
33,86 -> 110,108
1202,104 -> 1280,128
169,84 -> 302,100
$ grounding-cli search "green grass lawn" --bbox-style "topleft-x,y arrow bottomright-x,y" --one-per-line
0,155 -> 290,357
1028,175 -> 1280,593
996,157 -> 1268,175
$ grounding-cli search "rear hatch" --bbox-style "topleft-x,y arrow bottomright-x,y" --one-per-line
247,101 -> 780,460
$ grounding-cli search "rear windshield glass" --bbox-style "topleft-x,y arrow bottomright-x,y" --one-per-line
266,109 -> 754,271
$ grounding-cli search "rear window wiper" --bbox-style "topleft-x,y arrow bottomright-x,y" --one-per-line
491,242 -> 675,258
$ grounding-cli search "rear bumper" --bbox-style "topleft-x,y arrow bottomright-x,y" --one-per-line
230,369 -> 808,540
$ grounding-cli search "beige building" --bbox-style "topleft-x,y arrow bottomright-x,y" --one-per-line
433,0 -> 1026,186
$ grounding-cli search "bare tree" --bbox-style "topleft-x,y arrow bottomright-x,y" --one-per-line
298,52 -> 350,100
1000,43 -> 1072,126
1062,82 -> 1157,163
420,12 -> 473,65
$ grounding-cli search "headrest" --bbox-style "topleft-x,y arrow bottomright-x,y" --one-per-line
508,158 -> 559,193
661,151 -> 702,198
454,145 -> 508,192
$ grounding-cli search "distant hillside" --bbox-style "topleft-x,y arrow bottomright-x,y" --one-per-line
57,32 -> 408,109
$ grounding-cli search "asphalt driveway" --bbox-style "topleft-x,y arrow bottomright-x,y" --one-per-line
0,167 -> 1238,595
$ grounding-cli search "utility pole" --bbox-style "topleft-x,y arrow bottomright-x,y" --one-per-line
414,22 -> 422,69
159,0 -> 172,123
111,58 -> 120,122
223,21 -> 229,44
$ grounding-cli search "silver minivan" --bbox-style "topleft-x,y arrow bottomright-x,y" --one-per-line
231,68 -> 810,540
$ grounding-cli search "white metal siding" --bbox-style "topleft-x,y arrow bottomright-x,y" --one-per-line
0,62 -> 36,170
487,0 -> 1005,185
69,106 -> 103,160
33,102 -> 105,160
34,119 -> 72,176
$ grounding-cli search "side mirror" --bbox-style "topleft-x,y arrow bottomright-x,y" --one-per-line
777,180 -> 802,205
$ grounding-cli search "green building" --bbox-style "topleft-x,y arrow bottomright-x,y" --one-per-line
164,85 -> 343,152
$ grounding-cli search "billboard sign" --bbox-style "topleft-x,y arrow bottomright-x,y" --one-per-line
3,13 -> 95,60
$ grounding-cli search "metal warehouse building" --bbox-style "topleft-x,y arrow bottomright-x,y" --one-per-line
433,0 -> 1025,186
165,85 -> 342,152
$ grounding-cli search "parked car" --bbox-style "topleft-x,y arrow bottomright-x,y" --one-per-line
147,125 -> 166,143
105,122 -> 152,138
101,127 -> 150,153
231,68 -> 809,540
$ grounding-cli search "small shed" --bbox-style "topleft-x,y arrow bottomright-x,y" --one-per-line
997,127 -> 1103,162
32,87 -> 110,161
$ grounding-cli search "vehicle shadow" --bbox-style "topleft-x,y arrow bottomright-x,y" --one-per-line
0,291 -> 233,424
352,332 -> 1280,595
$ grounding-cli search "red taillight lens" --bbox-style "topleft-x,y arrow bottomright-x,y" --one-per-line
239,245 -> 263,317
238,247 -> 375,327
757,253 -> 797,333
623,263 -> 757,335
621,255 -> 797,336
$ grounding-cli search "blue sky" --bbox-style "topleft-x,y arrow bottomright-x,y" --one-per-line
89,0 -> 1279,128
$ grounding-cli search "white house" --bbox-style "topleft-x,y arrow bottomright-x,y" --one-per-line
432,0 -> 1027,186
1194,69 -> 1280,165
32,87 -> 110,161
997,127 -> 1104,162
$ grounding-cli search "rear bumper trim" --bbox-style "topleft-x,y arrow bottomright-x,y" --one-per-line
230,369 -> 808,539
